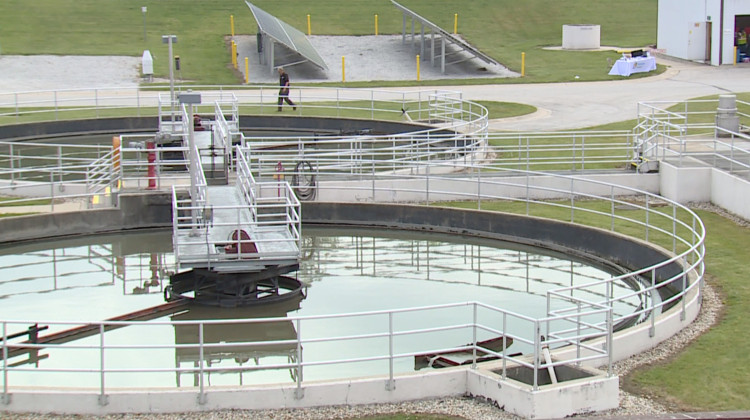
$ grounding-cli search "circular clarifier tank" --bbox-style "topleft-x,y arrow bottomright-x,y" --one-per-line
0,227 -> 641,388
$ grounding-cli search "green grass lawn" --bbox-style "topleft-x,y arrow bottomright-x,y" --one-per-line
623,210 -> 750,412
0,0 -> 660,85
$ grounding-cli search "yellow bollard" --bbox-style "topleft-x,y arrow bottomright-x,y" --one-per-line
230,15 -> 235,37
734,47 -> 738,66
232,41 -> 237,69
375,14 -> 379,36
416,54 -> 420,81
342,56 -> 346,83
245,57 -> 249,84
307,14 -> 311,36
454,14 -> 458,34
521,52 -> 526,77
112,136 -> 121,189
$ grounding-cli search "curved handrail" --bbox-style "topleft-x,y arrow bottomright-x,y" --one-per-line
0,87 -> 704,405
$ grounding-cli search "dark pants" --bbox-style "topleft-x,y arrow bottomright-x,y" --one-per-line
278,88 -> 295,110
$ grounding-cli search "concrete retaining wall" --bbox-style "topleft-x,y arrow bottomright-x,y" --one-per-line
0,192 -> 172,244
302,202 -> 686,298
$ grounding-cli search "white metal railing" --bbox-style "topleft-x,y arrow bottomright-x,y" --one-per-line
170,146 -> 301,270
0,87 -> 706,407
3,160 -> 705,399
634,98 -> 750,175
1,300 -> 610,399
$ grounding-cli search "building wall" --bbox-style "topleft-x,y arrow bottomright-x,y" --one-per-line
658,0 -> 706,60
722,0 -> 750,63
659,0 -> 750,65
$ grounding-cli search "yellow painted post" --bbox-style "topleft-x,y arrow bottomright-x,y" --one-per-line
342,56 -> 346,83
232,41 -> 237,69
230,15 -> 235,37
454,14 -> 458,34
416,54 -> 421,81
375,14 -> 379,36
244,57 -> 249,84
734,47 -> 738,66
307,14 -> 311,36
521,52 -> 526,77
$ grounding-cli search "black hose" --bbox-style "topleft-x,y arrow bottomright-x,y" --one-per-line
292,160 -> 317,201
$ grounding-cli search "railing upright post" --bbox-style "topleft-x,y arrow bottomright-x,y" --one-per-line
570,178 -> 575,223
581,136 -> 585,170
295,318 -> 304,399
645,195 -> 650,242
606,306 -> 613,377
477,164 -> 481,210
471,303 -> 478,369
198,323 -> 207,404
672,205 -> 677,253
49,172 -> 55,212
610,186 -> 616,231
501,313 -> 507,380
572,135 -> 576,171
98,323 -> 108,406
2,322 -> 9,405
386,312 -> 395,391
649,267 -> 656,337
57,146 -> 63,185
681,258 -> 688,321
533,322 -> 540,391
9,144 -> 14,183
425,160 -> 430,205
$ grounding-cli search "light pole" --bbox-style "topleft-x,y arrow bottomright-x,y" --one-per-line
141,7 -> 147,42
162,35 -> 178,129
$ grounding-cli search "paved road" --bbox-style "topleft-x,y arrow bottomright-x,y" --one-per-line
0,55 -> 747,133
443,56 -> 750,131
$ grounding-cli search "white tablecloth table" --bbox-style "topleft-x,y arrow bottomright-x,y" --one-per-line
608,56 -> 656,76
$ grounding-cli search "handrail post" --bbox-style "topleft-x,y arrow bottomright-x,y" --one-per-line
295,318 -> 304,399
501,313 -> 507,380
386,312 -> 395,391
198,323 -> 207,405
2,322 -> 10,405
471,303 -> 478,369
650,267 -> 657,337
98,323 -> 108,406
610,186 -> 615,231
533,322 -> 540,391
606,306 -> 613,376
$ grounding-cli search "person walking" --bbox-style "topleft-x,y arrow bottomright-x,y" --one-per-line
277,67 -> 296,111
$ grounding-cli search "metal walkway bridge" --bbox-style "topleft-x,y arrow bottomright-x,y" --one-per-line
161,92 -> 301,282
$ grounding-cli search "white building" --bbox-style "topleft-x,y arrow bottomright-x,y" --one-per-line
658,0 -> 750,65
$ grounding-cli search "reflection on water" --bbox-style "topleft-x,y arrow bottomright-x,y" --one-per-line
171,302 -> 302,387
0,227 -> 637,387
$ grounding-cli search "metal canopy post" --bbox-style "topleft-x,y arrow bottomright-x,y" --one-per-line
431,31 -> 435,66
420,23 -> 425,59
441,37 -> 446,73
390,0 -> 503,74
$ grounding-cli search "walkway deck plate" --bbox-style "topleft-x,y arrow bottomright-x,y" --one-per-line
245,1 -> 329,71
175,185 -> 299,272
